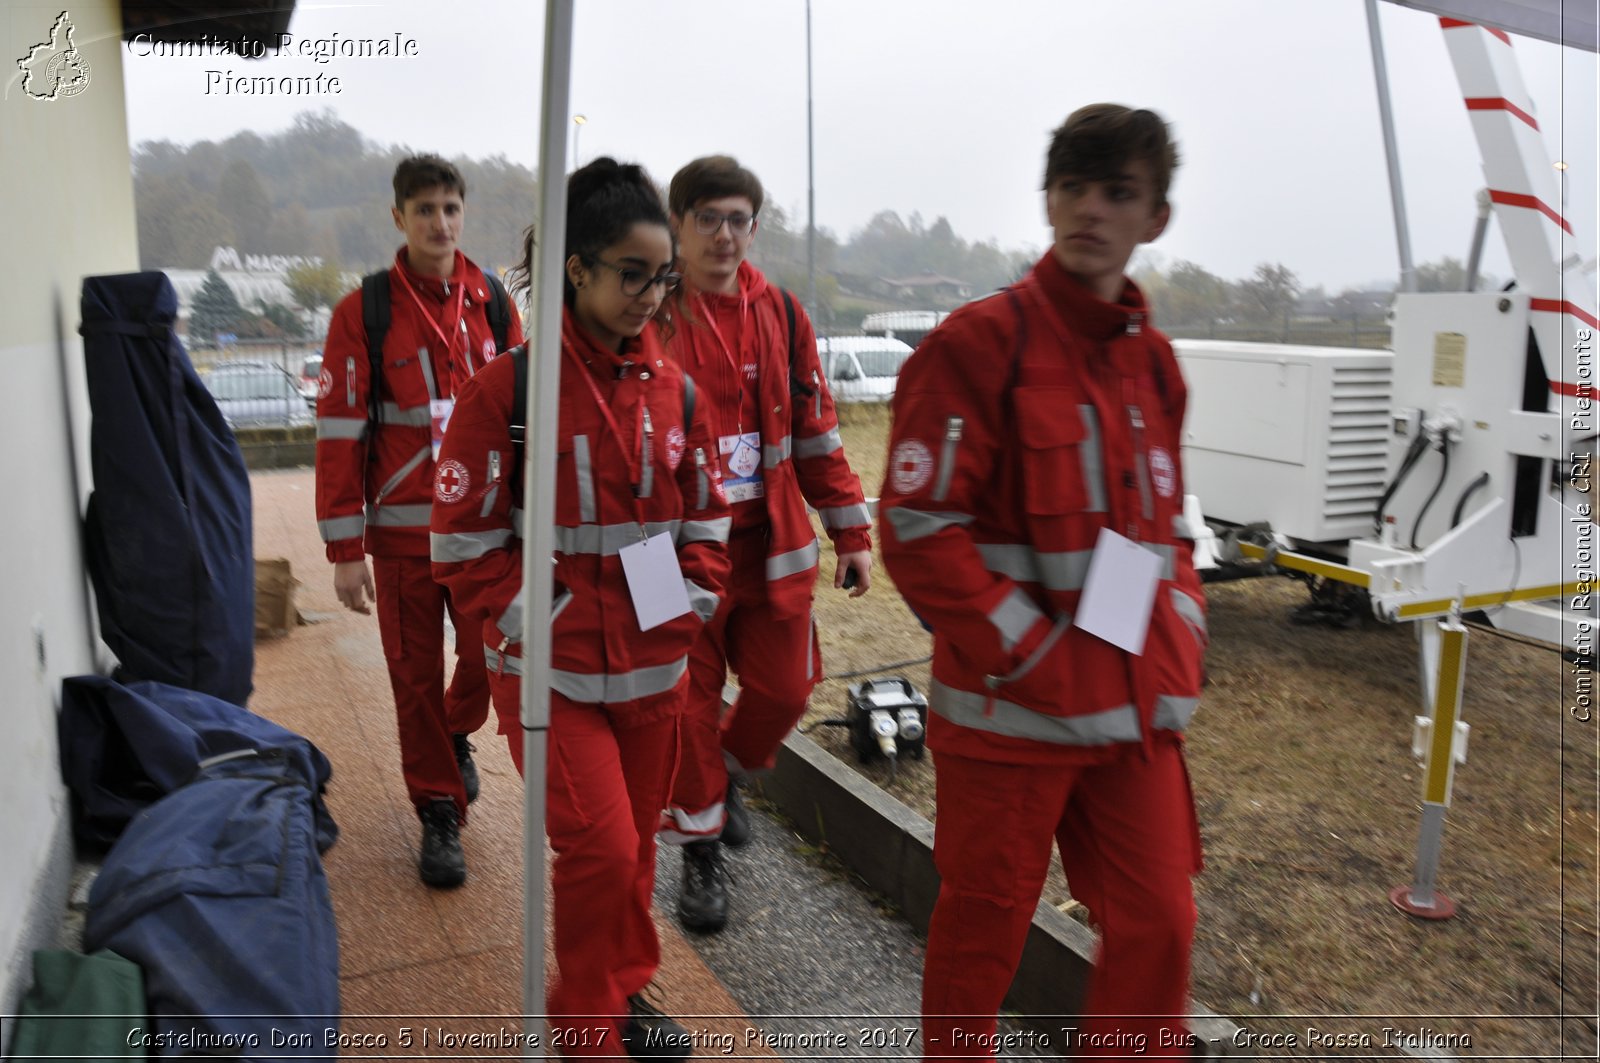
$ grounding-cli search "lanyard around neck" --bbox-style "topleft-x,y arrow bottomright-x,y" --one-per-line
562,339 -> 650,526
394,267 -> 467,375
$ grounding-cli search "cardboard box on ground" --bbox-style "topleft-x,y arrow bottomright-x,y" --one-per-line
254,558 -> 301,639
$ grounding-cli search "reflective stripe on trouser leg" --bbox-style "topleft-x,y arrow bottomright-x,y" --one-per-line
1054,741 -> 1198,1057
663,591 -> 735,843
544,693 -> 678,1053
921,751 -> 1074,1060
372,555 -> 469,820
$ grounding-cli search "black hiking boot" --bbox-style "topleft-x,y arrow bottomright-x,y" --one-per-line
620,993 -> 692,1060
452,733 -> 480,804
418,798 -> 466,888
676,839 -> 729,933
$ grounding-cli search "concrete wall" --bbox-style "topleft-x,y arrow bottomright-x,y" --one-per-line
0,0 -> 138,1024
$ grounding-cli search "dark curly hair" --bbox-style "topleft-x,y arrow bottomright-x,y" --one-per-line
507,157 -> 673,309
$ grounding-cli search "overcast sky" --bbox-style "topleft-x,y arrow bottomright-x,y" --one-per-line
120,0 -> 1597,292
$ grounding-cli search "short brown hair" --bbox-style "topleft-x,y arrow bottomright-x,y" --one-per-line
1043,105 -> 1179,207
393,154 -> 466,209
668,155 -> 765,218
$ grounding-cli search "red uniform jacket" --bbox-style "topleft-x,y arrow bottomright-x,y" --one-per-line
880,253 -> 1207,764
315,248 -> 524,561
665,262 -> 870,617
430,311 -> 731,722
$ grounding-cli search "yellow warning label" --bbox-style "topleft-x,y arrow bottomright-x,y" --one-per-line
1432,333 -> 1466,387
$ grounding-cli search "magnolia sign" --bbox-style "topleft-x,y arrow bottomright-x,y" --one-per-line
209,246 -> 324,274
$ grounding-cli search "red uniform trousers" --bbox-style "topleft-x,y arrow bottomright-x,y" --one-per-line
665,528 -> 820,842
487,644 -> 679,1056
372,554 -> 488,820
921,741 -> 1200,1062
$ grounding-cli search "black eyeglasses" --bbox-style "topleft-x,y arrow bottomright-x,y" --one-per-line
690,209 -> 756,236
592,259 -> 683,298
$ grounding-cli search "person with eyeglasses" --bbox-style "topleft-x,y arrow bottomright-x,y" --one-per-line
430,157 -> 729,1060
657,155 -> 875,935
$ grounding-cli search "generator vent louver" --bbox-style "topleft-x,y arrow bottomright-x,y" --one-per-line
1323,365 -> 1393,520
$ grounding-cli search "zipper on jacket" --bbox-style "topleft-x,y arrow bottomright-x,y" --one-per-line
812,370 -> 822,420
1127,404 -> 1154,531
346,356 -> 356,408
694,447 -> 709,510
933,416 -> 964,501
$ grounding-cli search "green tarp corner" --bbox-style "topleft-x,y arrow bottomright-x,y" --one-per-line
9,949 -> 146,1060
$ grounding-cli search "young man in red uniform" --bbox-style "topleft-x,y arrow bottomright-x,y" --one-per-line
880,106 -> 1207,1060
315,154 -> 522,888
659,156 -> 875,932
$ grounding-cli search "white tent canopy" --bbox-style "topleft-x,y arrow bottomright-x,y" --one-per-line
1384,0 -> 1598,51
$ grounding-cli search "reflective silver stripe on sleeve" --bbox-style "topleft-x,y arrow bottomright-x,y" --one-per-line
550,656 -> 689,703
553,521 -> 681,556
574,435 -> 596,523
496,587 -> 525,641
806,610 -> 815,681
763,436 -> 792,468
431,528 -> 512,563
819,503 -> 872,531
480,484 -> 499,519
318,515 -> 365,542
684,580 -> 720,622
1079,404 -> 1107,513
887,507 -> 973,543
366,503 -> 433,528
678,517 -> 732,546
378,402 -> 433,427
417,346 -> 439,403
1153,695 -> 1200,732
1170,587 -> 1207,641
930,679 -> 1142,745
976,542 -> 1174,592
316,417 -> 367,441
766,538 -> 820,581
988,587 -> 1047,653
794,427 -> 843,459
374,446 -> 431,502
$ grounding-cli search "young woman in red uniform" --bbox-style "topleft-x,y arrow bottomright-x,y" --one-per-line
430,158 -> 730,1060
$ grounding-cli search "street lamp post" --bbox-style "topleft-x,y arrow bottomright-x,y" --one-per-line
572,114 -> 587,172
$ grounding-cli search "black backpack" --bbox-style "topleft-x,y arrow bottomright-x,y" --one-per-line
361,269 -> 511,427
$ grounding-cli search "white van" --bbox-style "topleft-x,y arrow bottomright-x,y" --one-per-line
817,335 -> 916,404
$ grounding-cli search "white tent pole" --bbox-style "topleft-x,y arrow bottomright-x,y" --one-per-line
523,0 -> 574,1052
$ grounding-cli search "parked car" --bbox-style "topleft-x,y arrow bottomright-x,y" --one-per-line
204,360 -> 314,429
298,352 -> 324,400
817,335 -> 916,403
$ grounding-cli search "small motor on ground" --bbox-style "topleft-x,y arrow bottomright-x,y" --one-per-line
846,677 -> 928,764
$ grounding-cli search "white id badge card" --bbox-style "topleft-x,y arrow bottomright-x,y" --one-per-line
429,398 -> 455,462
619,531 -> 692,631
1074,527 -> 1162,655
728,433 -> 762,479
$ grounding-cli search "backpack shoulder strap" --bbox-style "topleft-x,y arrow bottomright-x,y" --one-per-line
509,344 -> 528,446
361,270 -> 391,425
482,272 -> 511,353
682,371 -> 697,427
779,288 -> 815,399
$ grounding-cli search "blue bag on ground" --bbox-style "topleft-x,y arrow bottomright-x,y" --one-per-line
58,674 -> 337,852
83,749 -> 340,1058
79,271 -> 254,706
